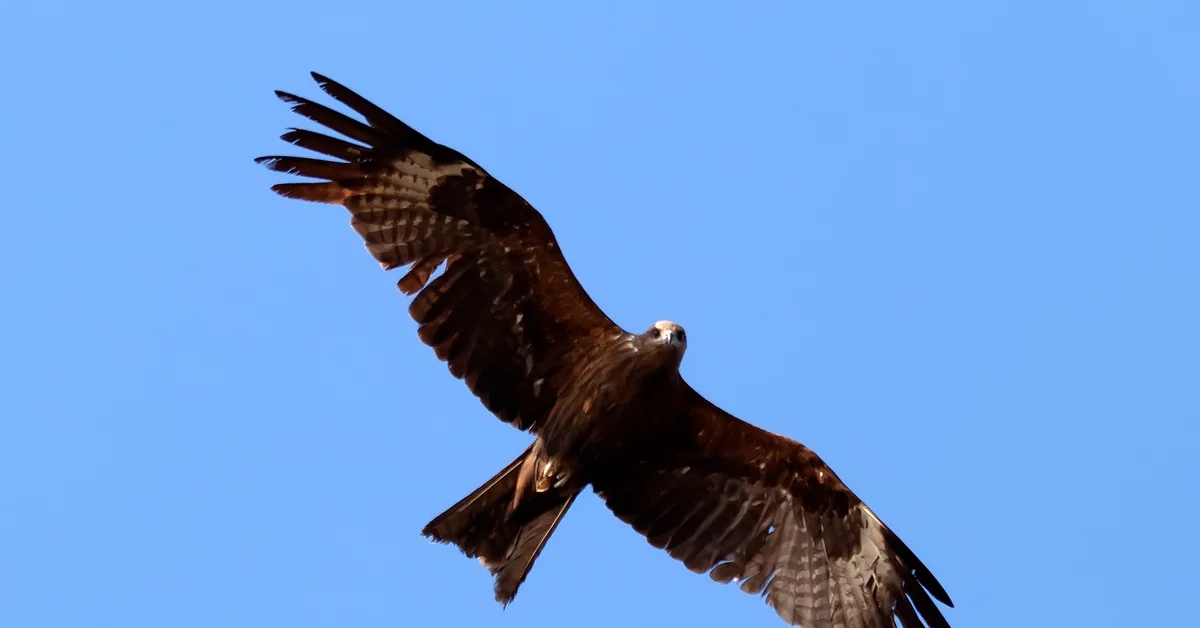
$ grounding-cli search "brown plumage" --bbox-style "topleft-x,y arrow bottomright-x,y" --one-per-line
256,72 -> 956,628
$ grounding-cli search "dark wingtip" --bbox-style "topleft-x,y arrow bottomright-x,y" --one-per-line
310,71 -> 343,97
886,527 -> 955,607
917,564 -> 954,608
266,182 -> 299,198
904,578 -> 953,628
253,156 -> 289,177
274,89 -> 300,104
254,156 -> 295,174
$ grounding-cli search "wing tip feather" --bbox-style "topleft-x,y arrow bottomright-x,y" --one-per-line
273,89 -> 303,106
310,70 -> 333,87
888,529 -> 954,608
904,577 -> 953,628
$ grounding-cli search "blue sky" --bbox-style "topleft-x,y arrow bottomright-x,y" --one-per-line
2,2 -> 1197,626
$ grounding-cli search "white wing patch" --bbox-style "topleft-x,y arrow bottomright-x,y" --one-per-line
372,155 -> 477,208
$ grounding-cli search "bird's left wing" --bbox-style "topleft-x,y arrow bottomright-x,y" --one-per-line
592,383 -> 954,628
256,73 -> 623,433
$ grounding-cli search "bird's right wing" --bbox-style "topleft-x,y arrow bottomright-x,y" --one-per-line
256,72 -> 623,433
593,382 -> 954,628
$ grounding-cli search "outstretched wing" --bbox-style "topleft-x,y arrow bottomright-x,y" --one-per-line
257,72 -> 622,432
593,383 -> 954,628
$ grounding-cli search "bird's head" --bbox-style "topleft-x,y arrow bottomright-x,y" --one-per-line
641,320 -> 687,368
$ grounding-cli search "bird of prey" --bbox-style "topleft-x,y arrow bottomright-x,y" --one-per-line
256,72 -> 955,628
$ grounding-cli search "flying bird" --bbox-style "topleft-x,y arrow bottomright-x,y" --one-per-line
256,72 -> 955,628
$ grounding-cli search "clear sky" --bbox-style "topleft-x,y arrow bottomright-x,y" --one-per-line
2,2 -> 1197,627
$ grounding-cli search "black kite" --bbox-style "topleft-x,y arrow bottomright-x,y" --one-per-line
256,72 -> 955,628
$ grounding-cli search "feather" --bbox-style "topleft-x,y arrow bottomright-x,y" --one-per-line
279,128 -> 368,162
592,383 -> 954,628
396,254 -> 451,295
257,72 -> 955,628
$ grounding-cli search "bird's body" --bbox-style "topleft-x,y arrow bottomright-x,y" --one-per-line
535,322 -> 687,465
257,73 -> 956,628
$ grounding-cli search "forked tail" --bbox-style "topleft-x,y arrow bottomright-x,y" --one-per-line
421,445 -> 580,606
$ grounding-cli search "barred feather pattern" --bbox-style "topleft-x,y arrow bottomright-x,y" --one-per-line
256,72 -> 955,628
257,72 -> 621,433
592,384 -> 953,628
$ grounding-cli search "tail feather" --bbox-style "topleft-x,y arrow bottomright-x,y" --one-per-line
422,445 -> 580,605
490,490 -> 576,605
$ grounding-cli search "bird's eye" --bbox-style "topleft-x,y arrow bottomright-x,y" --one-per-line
677,330 -> 686,342
650,327 -> 661,337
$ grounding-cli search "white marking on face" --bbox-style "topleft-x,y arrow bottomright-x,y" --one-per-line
651,320 -> 687,353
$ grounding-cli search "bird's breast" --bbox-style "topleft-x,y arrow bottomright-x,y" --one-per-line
538,345 -> 679,465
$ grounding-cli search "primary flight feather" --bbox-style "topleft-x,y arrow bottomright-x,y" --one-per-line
256,72 -> 955,628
